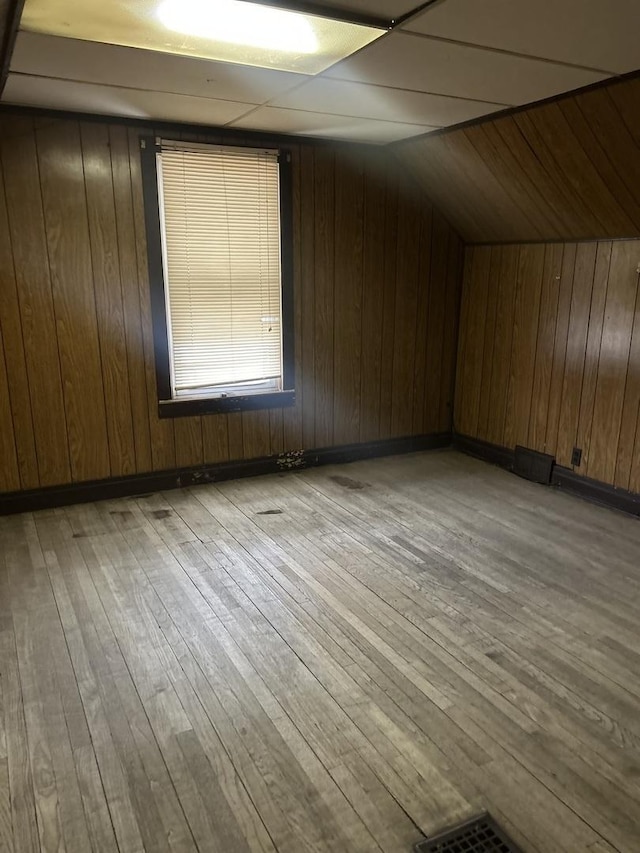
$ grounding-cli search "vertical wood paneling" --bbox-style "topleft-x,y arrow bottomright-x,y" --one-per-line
282,144 -> 303,451
422,213 -> 446,434
614,291 -> 640,490
476,245 -> 502,441
174,418 -> 204,469
109,124 -> 152,473
36,118 -> 111,482
359,150 -> 386,444
555,243 -> 597,467
313,146 -> 335,449
227,413 -> 244,461
268,408 -> 284,455
588,242 -> 639,485
438,230 -> 463,434
487,245 -> 519,446
574,242 -> 611,477
0,157 -> 39,489
455,246 -> 490,438
333,151 -> 363,445
504,244 -> 545,449
129,126 -> 176,472
300,144 -> 316,449
80,122 -> 136,477
0,323 -> 19,491
528,244 -> 563,452
456,237 -> 640,493
0,113 -> 462,496
453,250 -> 473,435
201,414 -> 229,464
241,411 -> 271,460
544,244 -> 577,457
410,202 -> 432,434
0,115 -> 71,487
391,175 -> 421,437
378,169 -> 399,437
629,433 -> 640,495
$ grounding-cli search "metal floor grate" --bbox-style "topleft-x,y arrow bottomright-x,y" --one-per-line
414,813 -> 522,853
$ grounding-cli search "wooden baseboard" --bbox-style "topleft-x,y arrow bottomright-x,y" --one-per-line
550,465 -> 640,517
453,432 -> 640,518
0,432 -> 451,515
452,433 -> 515,470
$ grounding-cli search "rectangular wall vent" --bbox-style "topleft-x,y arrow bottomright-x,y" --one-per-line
514,445 -> 554,485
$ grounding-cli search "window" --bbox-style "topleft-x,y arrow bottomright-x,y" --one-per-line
140,136 -> 295,417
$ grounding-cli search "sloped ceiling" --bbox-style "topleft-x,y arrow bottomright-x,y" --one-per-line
0,0 -> 23,89
394,73 -> 640,243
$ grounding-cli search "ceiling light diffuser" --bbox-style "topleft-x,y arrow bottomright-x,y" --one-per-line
158,0 -> 318,55
20,0 -> 387,75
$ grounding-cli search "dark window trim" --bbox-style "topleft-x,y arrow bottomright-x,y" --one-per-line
139,135 -> 296,417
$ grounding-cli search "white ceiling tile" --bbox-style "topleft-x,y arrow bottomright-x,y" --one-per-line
2,74 -> 254,125
270,77 -> 505,126
10,32 -> 307,103
324,32 -> 610,104
403,0 -> 640,74
230,106 -> 436,142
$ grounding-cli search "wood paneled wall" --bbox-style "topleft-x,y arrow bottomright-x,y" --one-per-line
0,111 -> 463,494
455,240 -> 640,492
395,74 -> 640,244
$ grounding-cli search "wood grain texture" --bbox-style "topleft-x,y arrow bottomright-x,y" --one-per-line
456,239 -> 640,490
0,321 -> 19,493
0,157 -> 38,491
0,116 -> 71,488
313,146 -> 335,449
395,75 -> 640,243
128,125 -> 177,474
80,122 -> 136,477
3,450 -> 640,851
108,123 -> 153,474
359,150 -> 386,444
36,118 -> 111,483
0,111 -> 462,495
333,152 -> 363,446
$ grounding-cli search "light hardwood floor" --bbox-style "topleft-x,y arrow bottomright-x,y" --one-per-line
1,449 -> 640,853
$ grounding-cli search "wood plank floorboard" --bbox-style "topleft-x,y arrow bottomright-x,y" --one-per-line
1,449 -> 640,852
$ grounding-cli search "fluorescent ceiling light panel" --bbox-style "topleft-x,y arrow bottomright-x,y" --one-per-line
20,0 -> 386,74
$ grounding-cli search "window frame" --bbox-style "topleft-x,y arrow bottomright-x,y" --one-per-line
139,135 -> 296,418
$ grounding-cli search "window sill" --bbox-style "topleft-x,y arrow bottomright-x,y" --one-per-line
158,389 -> 295,418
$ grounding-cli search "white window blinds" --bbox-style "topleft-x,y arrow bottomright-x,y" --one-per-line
157,140 -> 283,398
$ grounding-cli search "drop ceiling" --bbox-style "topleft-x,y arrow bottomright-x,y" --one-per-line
3,0 -> 639,144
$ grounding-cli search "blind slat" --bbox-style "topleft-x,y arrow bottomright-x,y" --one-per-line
158,143 -> 283,395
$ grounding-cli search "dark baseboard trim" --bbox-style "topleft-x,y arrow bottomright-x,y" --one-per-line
0,432 -> 451,515
551,466 -> 640,517
453,433 -> 515,471
454,432 -> 640,518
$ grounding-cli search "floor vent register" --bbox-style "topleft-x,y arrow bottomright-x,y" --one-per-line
414,813 -> 522,853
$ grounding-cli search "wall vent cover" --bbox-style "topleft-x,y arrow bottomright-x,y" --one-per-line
415,812 -> 522,852
514,445 -> 554,485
